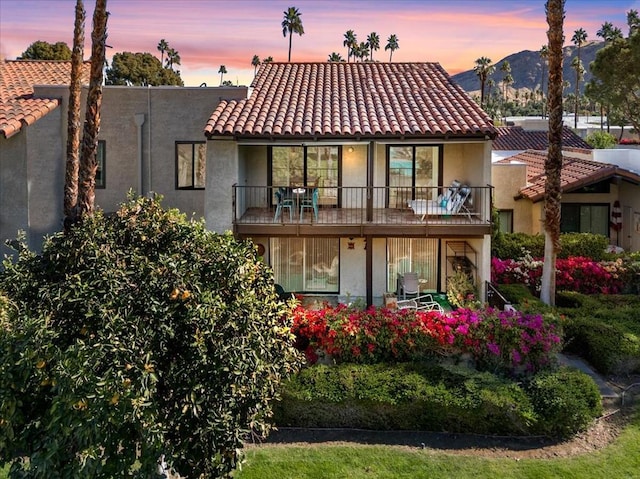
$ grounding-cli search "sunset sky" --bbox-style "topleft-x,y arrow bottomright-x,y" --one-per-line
1,0 -> 637,87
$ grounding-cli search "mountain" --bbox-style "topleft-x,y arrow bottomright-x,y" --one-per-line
451,41 -> 604,96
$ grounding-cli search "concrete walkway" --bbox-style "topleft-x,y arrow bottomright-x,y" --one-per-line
558,353 -> 620,407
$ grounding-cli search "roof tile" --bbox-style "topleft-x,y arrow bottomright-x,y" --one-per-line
493,125 -> 592,150
205,62 -> 496,139
1,60 -> 91,138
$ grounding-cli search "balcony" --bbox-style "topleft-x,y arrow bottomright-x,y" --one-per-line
232,185 -> 493,238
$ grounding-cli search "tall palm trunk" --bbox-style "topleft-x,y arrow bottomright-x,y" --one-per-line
78,0 -> 108,219
64,0 -> 85,229
540,0 -> 564,306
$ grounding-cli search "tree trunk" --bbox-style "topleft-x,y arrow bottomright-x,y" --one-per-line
540,0 -> 564,306
78,0 -> 108,219
64,0 -> 85,230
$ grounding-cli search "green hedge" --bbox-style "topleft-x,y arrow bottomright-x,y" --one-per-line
493,232 -> 609,261
557,292 -> 640,375
275,363 -> 602,438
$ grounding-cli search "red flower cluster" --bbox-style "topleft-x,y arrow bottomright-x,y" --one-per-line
291,303 -> 561,375
492,256 -> 624,294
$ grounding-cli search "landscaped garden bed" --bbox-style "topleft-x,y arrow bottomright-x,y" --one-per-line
276,302 -> 602,439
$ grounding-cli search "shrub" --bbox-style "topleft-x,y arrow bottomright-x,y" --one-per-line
558,292 -> 640,375
292,304 -> 561,376
526,367 -> 603,438
276,363 -> 602,438
276,363 -> 537,434
586,131 -> 618,149
492,232 -> 609,261
0,196 -> 303,478
492,255 -> 625,294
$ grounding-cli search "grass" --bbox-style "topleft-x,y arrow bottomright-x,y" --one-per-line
235,410 -> 640,478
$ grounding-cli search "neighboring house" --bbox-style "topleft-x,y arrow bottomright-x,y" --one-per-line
0,59 -> 246,256
204,62 -> 497,305
492,124 -> 592,162
493,149 -> 640,252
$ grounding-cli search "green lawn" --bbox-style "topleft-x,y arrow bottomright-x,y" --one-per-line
235,409 -> 640,479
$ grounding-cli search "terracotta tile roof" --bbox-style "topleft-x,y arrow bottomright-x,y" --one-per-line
496,149 -> 640,202
205,62 -> 497,140
493,125 -> 592,150
1,60 -> 91,138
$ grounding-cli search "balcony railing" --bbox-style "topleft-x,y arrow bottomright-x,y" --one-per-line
233,185 -> 493,227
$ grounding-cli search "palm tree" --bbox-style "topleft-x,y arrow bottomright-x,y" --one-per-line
166,47 -> 180,70
539,44 -> 549,118
65,0 -> 85,228
251,54 -> 260,76
540,0 -> 565,306
77,0 -> 108,219
571,27 -> 587,128
327,52 -> 343,62
218,65 -> 227,85
281,6 -> 304,62
571,56 -> 584,116
157,39 -> 168,66
367,32 -> 380,61
343,30 -> 356,62
473,56 -> 494,108
263,56 -> 274,64
597,21 -> 623,42
385,34 -> 399,61
358,41 -> 370,61
500,60 -> 512,102
628,9 -> 640,35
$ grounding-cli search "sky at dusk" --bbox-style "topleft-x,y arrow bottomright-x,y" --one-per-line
1,0 -> 638,87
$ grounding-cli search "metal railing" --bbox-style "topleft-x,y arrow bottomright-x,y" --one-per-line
233,185 -> 493,226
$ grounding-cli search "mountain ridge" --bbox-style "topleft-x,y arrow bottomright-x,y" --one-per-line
451,41 -> 604,96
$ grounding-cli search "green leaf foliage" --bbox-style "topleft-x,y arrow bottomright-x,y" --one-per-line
19,40 -> 72,60
0,195 -> 302,478
106,52 -> 184,86
492,232 -> 609,261
275,363 -> 601,438
585,131 -> 618,149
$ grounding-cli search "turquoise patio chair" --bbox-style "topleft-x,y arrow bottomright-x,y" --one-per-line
273,189 -> 294,222
299,188 -> 319,221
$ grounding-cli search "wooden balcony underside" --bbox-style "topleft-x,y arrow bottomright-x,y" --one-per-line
234,207 -> 491,238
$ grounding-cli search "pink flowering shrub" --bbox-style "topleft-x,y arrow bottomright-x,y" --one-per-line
291,304 -> 561,375
492,256 -> 625,294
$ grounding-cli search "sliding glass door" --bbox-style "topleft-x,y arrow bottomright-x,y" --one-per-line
388,145 -> 440,207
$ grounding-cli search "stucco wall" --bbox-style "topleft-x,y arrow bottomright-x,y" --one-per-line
0,132 -> 29,257
492,163 -> 532,233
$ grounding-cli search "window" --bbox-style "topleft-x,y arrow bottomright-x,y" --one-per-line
176,141 -> 206,189
497,209 -> 513,233
387,145 -> 441,207
95,140 -> 106,188
561,203 -> 609,236
387,238 -> 439,293
270,146 -> 340,206
271,238 -> 339,293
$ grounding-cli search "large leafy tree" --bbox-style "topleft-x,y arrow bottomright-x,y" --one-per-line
64,0 -> 85,228
473,56 -> 495,108
0,196 -> 303,477
385,34 -> 399,61
19,40 -> 72,60
571,27 -> 587,128
77,0 -> 108,219
106,52 -> 183,86
540,0 -> 565,306
367,31 -> 380,61
587,9 -> 640,135
282,6 -> 304,62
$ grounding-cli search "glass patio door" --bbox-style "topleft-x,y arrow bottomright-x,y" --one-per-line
388,145 -> 439,207
387,238 -> 439,293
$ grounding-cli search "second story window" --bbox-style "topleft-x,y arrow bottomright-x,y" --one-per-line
176,141 -> 206,189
